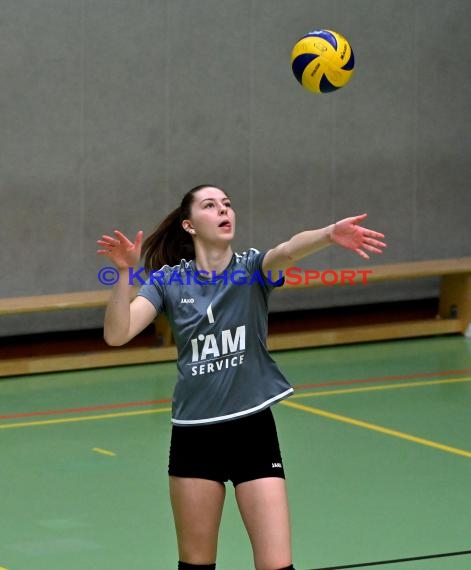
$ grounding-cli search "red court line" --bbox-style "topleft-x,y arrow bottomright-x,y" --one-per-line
0,398 -> 171,420
1,368 -> 470,421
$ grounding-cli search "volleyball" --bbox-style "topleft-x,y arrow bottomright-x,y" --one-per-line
291,29 -> 355,94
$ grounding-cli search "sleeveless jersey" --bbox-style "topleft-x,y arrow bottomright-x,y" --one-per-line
136,248 -> 294,425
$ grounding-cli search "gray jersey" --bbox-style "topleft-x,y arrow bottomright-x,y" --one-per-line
136,248 -> 293,425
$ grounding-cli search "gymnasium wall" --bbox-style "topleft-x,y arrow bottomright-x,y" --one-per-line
1,0 -> 470,335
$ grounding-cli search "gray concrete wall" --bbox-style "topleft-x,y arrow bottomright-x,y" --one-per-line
1,0 -> 470,335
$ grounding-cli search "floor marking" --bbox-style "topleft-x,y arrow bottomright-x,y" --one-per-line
0,407 -> 171,430
1,376 -> 470,431
294,367 -> 471,391
281,400 -> 471,458
310,548 -> 471,569
291,376 -> 471,399
0,398 -> 172,420
2,370 -> 470,421
92,447 -> 116,457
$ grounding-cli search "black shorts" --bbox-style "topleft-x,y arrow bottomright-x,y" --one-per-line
168,407 -> 285,487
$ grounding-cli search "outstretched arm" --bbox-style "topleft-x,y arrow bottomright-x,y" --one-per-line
262,214 -> 386,275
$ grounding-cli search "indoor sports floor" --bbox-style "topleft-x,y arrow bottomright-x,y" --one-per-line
1,335 -> 470,570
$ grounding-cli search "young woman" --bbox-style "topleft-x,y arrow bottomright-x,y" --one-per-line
97,184 -> 386,570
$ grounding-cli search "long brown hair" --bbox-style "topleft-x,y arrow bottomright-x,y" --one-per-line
141,185 -> 216,271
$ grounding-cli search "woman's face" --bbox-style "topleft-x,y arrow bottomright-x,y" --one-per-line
184,186 -> 235,245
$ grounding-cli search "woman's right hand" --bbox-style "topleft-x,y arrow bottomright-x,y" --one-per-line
96,230 -> 143,270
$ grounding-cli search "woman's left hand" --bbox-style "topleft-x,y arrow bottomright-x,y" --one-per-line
331,214 -> 386,259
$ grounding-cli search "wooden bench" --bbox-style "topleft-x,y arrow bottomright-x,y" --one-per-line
268,257 -> 471,350
0,257 -> 470,377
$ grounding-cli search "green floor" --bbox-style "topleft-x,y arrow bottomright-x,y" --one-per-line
1,336 -> 470,569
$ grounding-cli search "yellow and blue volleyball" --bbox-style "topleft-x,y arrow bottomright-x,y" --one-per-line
291,29 -> 355,94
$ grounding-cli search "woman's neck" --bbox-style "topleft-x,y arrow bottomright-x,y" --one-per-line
194,245 -> 233,274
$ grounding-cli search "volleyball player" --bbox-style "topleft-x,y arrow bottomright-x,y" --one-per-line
97,184 -> 386,570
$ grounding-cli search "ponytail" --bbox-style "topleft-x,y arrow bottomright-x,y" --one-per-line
141,206 -> 193,271
141,184 -> 217,272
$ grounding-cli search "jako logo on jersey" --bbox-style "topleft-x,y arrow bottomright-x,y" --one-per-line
190,325 -> 246,376
180,298 -> 194,304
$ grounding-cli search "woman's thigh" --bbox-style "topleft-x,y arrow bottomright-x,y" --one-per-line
235,477 -> 292,570
169,476 -> 226,564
